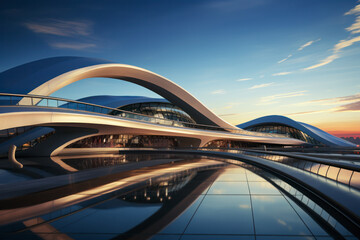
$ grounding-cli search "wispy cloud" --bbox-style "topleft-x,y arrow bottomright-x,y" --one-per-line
304,54 -> 339,70
346,16 -> 360,34
211,89 -> 226,94
289,93 -> 360,115
334,35 -> 360,52
23,18 -> 96,51
304,3 -> 360,70
336,100 -> 360,112
287,109 -> 331,116
236,78 -> 252,82
345,3 -> 360,15
278,39 -> 320,64
259,90 -> 307,104
249,82 -> 274,89
224,102 -> 242,109
297,93 -> 360,106
298,39 -> 321,51
278,54 -> 292,63
50,42 -> 96,50
272,72 -> 291,76
24,19 -> 92,37
218,113 -> 241,117
288,102 -> 360,116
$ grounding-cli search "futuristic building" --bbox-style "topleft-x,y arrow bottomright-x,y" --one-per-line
0,56 -> 355,158
238,115 -> 356,147
0,56 -> 305,157
0,57 -> 360,239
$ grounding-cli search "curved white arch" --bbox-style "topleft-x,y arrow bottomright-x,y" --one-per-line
14,62 -> 235,129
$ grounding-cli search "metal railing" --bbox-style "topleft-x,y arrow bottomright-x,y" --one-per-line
0,93 -> 288,138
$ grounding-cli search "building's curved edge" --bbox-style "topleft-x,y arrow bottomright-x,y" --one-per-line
0,56 -> 113,94
237,115 -> 356,147
0,106 -> 305,155
298,122 -> 354,147
71,95 -> 169,109
0,56 -> 236,129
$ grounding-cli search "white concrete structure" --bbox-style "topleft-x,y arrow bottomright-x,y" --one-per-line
0,57 -> 308,156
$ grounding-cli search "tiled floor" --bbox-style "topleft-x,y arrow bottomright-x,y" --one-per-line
156,166 -> 337,239
0,159 -> 356,240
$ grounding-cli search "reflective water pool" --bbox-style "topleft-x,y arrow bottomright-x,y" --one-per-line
0,154 -> 356,239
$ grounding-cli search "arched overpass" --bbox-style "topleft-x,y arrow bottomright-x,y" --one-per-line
0,106 -> 304,156
0,57 -> 235,129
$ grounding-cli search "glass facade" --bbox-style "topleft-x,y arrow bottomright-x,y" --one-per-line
20,131 -> 55,150
204,140 -> 280,148
0,127 -> 55,151
112,102 -> 196,125
245,124 -> 323,145
0,126 -> 34,144
67,134 -> 182,148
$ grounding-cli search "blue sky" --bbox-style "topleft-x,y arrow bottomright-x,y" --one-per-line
1,0 -> 360,136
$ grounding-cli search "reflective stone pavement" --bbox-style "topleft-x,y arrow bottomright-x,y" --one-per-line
0,154 -> 357,239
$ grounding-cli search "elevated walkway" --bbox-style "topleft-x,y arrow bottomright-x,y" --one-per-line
0,93 -> 303,156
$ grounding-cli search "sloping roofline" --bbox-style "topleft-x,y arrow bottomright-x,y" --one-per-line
238,115 -> 356,147
0,56 -> 236,129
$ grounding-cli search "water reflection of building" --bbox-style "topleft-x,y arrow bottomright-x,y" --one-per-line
0,153 -> 359,239
121,171 -> 196,203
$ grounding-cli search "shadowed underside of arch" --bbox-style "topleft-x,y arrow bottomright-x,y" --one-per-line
0,57 -> 235,129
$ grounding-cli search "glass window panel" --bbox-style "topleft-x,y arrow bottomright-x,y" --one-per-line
326,166 -> 340,180
310,163 -> 321,174
337,169 -> 353,185
350,172 -> 360,189
0,129 -> 8,138
275,126 -> 280,133
185,195 -> 253,234
333,220 -> 354,236
306,199 -> 316,210
7,128 -> 16,136
318,165 -> 329,176
320,210 -> 330,221
297,161 -> 307,170
313,204 -> 323,215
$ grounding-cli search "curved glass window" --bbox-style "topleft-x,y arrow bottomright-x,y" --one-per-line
245,124 -> 323,145
66,134 -> 200,148
67,135 -> 180,148
110,102 -> 196,126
